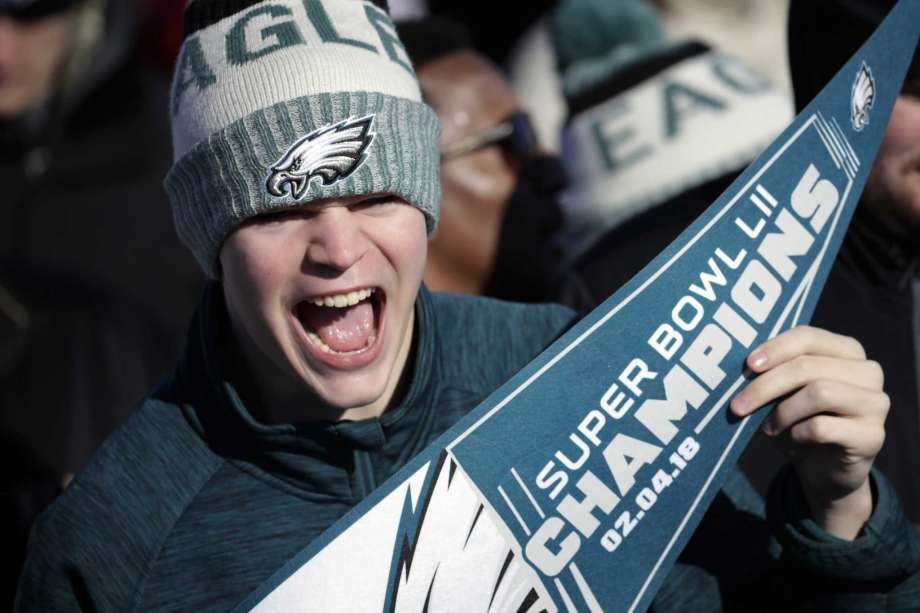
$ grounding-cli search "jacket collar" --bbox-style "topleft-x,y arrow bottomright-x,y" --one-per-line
166,282 -> 438,496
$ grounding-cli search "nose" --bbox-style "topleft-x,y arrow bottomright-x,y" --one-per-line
302,208 -> 368,273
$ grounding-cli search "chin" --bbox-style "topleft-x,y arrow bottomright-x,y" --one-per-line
306,370 -> 391,416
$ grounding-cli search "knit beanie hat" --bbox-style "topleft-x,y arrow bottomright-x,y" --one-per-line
552,0 -> 664,90
164,0 -> 441,277
552,0 -> 792,252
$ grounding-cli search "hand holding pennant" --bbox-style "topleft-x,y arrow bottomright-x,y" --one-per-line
237,3 -> 920,611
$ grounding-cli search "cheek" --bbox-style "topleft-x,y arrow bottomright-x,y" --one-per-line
386,210 -> 429,284
442,153 -> 515,212
220,232 -> 290,314
22,18 -> 71,76
879,98 -> 920,160
438,155 -> 514,259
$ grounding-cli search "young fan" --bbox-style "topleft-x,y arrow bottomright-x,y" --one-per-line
16,1 -> 920,610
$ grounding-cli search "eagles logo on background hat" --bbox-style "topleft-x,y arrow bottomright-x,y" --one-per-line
164,0 -> 441,277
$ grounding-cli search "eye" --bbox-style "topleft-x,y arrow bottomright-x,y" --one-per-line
254,207 -> 300,224
290,157 -> 302,171
349,195 -> 400,212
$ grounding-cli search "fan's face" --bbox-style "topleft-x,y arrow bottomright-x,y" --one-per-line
863,94 -> 920,226
418,51 -> 521,294
220,194 -> 428,422
0,12 -> 74,118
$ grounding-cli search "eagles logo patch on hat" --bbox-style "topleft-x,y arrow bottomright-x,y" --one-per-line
164,0 -> 442,278
267,115 -> 376,200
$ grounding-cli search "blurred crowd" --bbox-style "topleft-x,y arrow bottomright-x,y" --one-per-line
1,0 -> 917,608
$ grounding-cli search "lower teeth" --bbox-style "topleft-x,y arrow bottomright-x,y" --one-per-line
306,331 -> 376,355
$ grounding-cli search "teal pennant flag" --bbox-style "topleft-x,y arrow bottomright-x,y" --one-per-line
237,3 -> 919,611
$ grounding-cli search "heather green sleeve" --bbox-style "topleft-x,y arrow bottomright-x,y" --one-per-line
15,503 -> 131,611
763,467 -> 920,610
650,467 -> 920,612
15,458 -> 153,612
15,401 -> 222,612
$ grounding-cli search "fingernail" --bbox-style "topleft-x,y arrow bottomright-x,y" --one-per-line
749,351 -> 768,369
761,418 -> 774,436
732,395 -> 748,415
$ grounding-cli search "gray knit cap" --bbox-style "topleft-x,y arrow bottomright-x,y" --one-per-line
164,0 -> 441,277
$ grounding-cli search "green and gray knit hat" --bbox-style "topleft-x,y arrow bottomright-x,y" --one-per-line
164,0 -> 441,277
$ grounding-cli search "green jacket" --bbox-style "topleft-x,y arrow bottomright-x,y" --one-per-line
16,285 -> 920,611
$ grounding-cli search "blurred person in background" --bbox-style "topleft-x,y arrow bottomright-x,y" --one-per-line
423,0 -> 553,66
0,0 -> 201,604
547,0 -> 791,257
742,0 -> 920,523
397,16 -> 568,303
652,0 -> 791,94
507,0 -> 791,153
558,0 -> 920,525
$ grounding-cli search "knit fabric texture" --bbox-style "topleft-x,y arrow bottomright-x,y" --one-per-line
551,0 -> 665,98
164,0 -> 441,276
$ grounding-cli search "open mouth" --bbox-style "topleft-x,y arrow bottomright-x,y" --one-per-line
293,287 -> 384,361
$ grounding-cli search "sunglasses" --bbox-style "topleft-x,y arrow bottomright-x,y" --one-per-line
439,111 -> 540,163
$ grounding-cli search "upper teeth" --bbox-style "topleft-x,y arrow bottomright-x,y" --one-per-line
309,288 -> 375,308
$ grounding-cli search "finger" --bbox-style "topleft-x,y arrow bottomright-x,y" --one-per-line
746,326 -> 867,373
761,380 -> 890,436
731,355 -> 884,416
785,414 -> 885,457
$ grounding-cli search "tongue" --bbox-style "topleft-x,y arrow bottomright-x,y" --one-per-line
299,300 -> 375,352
